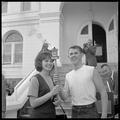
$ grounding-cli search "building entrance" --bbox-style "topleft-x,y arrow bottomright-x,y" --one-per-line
92,23 -> 107,63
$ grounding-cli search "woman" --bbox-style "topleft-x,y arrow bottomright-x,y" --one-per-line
27,51 -> 61,118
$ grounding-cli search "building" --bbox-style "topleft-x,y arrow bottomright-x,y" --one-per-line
2,2 -> 118,86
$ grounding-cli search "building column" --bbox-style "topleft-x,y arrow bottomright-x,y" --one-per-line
59,12 -> 64,65
38,2 -> 62,54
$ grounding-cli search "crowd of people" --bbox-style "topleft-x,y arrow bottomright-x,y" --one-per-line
27,40 -> 118,118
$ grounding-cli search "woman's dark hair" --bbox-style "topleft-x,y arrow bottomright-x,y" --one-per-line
35,52 -> 54,72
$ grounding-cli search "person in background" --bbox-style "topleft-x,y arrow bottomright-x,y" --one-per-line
100,64 -> 114,92
59,45 -> 108,118
100,64 -> 118,116
2,74 -> 6,118
27,51 -> 61,118
40,41 -> 52,54
83,39 -> 97,67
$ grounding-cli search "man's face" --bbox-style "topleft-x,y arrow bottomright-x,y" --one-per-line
87,41 -> 93,47
101,65 -> 112,79
68,48 -> 83,65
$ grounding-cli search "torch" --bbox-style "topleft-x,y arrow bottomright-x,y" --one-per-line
51,47 -> 59,85
51,47 -> 60,102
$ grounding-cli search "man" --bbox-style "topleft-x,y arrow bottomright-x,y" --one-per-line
100,64 -> 118,95
59,45 -> 108,118
83,39 -> 97,67
100,64 -> 118,116
100,64 -> 114,92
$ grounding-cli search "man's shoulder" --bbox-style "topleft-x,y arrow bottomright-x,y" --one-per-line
113,70 -> 118,79
66,70 -> 74,77
84,65 -> 95,69
83,65 -> 96,74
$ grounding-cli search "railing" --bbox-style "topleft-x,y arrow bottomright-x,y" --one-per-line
14,68 -> 35,90
6,69 -> 38,112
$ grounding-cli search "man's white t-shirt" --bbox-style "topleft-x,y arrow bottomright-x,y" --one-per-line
64,64 -> 97,106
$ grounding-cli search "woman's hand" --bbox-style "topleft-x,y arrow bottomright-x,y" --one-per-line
51,85 -> 61,96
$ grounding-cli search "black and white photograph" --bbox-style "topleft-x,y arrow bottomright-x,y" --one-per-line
2,1 -> 118,118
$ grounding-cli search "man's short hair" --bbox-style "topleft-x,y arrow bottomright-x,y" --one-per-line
101,63 -> 110,68
69,45 -> 85,53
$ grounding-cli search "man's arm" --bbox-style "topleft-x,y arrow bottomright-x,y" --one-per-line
93,68 -> 108,118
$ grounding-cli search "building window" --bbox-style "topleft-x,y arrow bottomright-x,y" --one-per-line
3,44 -> 11,64
3,31 -> 23,65
108,19 -> 114,31
2,2 -> 8,13
14,44 -> 23,63
81,25 -> 88,35
21,2 -> 31,11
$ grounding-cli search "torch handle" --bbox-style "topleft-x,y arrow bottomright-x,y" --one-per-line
53,59 -> 60,85
54,59 -> 58,73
